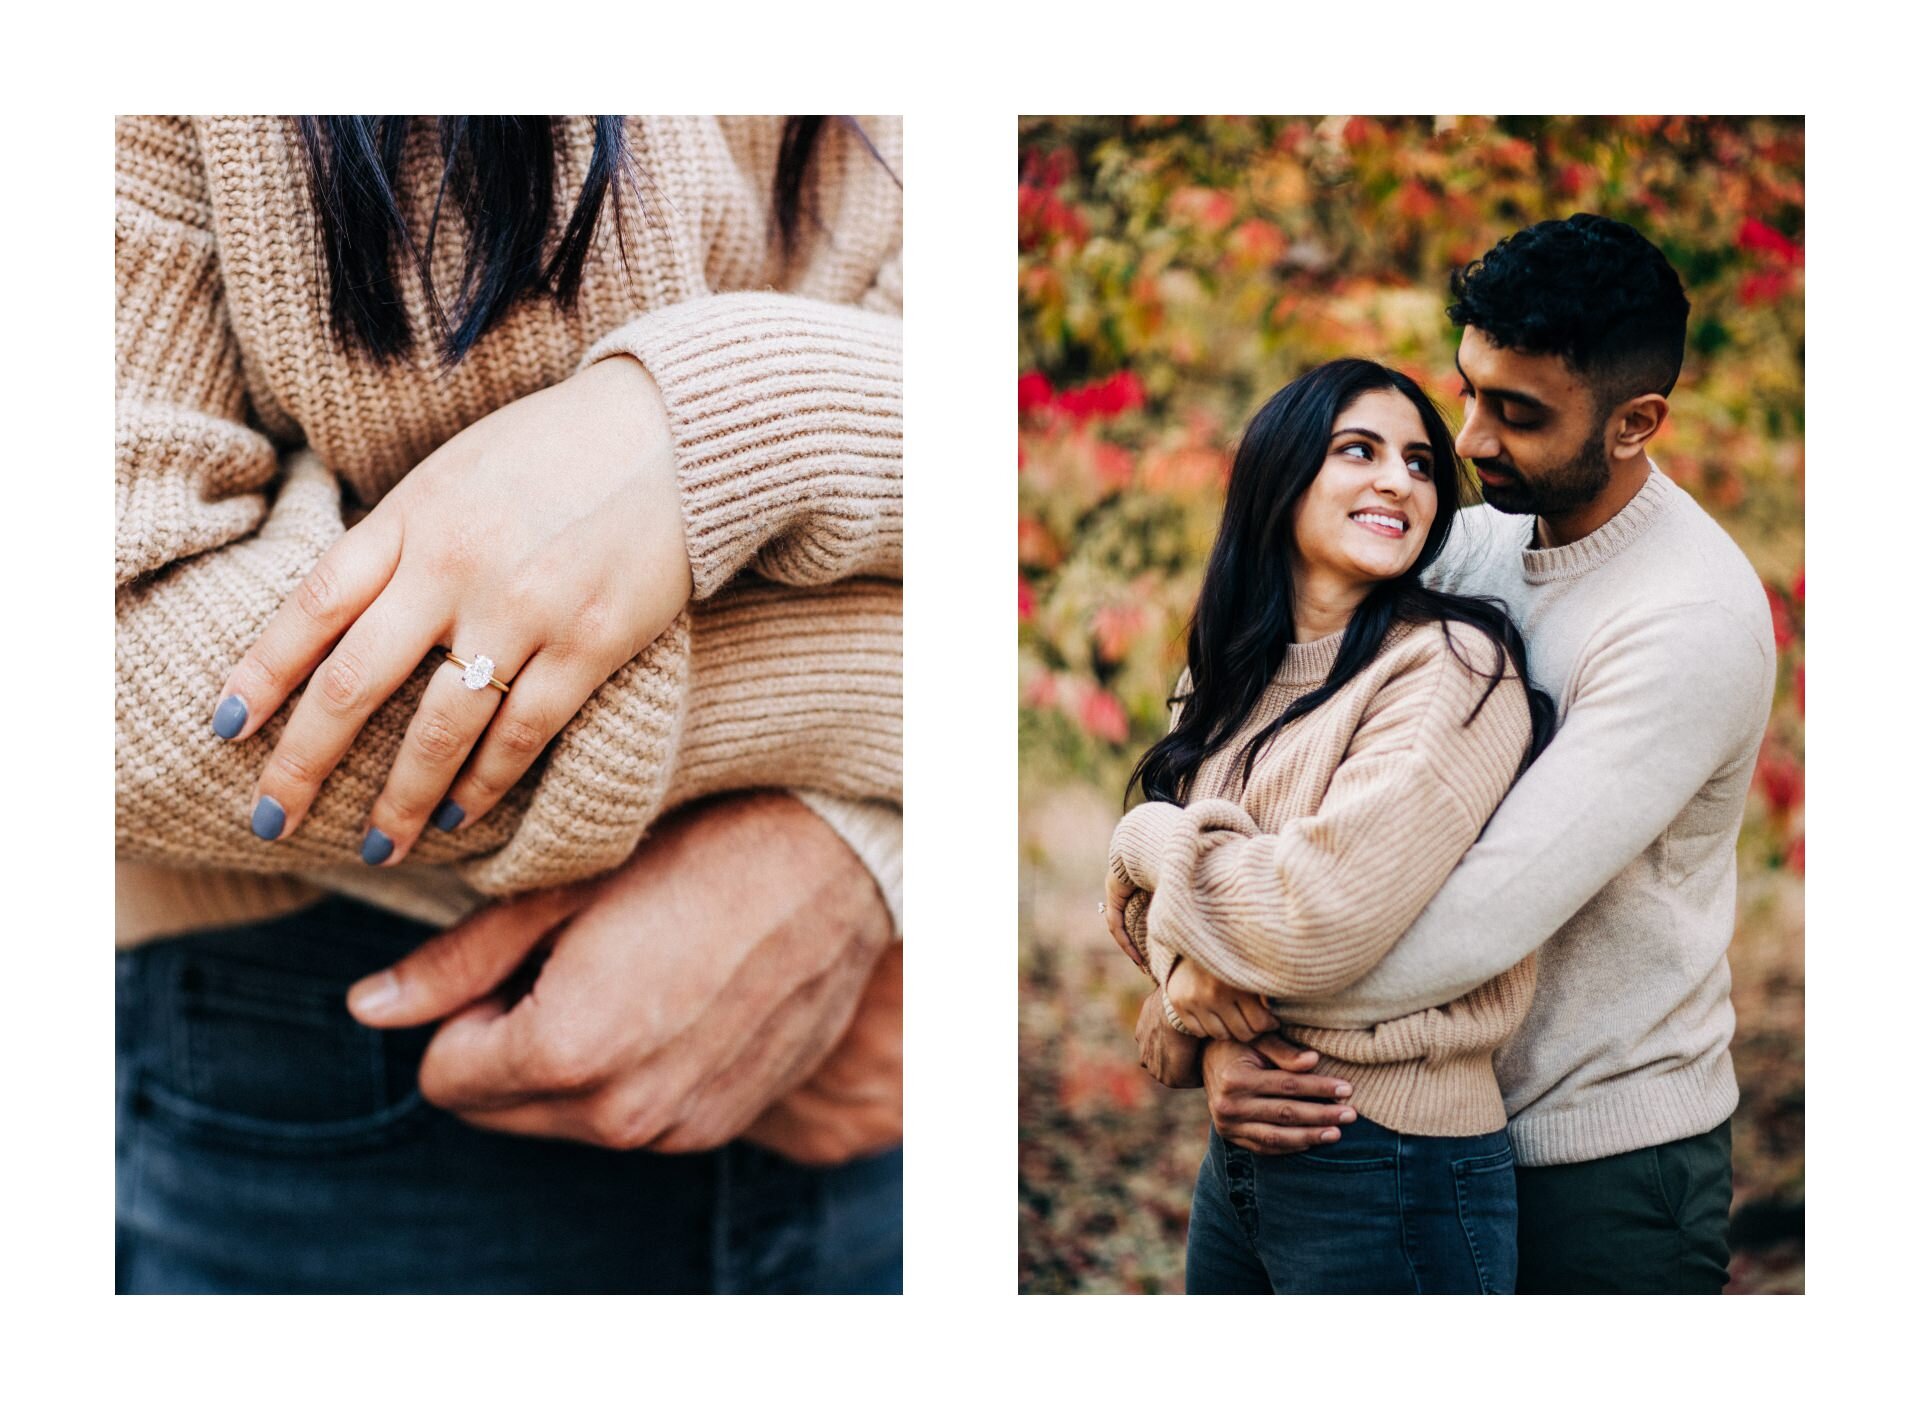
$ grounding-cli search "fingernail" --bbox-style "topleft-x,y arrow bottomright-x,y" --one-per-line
251,796 -> 285,840
1320,1128 -> 1340,1143
1339,1108 -> 1357,1123
348,970 -> 401,1020
1335,1083 -> 1353,1098
360,827 -> 394,865
210,695 -> 248,739
430,799 -> 465,832
1298,1052 -> 1319,1064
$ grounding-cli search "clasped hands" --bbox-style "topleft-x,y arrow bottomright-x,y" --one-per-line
347,790 -> 902,1163
1107,869 -> 1357,1153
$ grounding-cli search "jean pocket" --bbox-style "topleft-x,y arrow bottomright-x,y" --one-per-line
1451,1145 -> 1519,1294
1295,1114 -> 1396,1170
131,947 -> 432,1157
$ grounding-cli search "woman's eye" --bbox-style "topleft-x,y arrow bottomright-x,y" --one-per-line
1339,443 -> 1370,459
1407,457 -> 1432,478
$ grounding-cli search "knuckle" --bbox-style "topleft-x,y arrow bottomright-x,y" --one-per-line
268,747 -> 325,791
595,1099 -> 667,1152
318,652 -> 368,712
295,561 -> 342,625
411,709 -> 467,764
527,1029 -> 601,1092
235,650 -> 286,698
493,714 -> 549,760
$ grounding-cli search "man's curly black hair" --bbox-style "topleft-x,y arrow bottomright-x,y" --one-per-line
1447,213 -> 1691,411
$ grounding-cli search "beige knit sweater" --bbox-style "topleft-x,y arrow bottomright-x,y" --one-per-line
115,116 -> 901,944
1110,620 -> 1536,1136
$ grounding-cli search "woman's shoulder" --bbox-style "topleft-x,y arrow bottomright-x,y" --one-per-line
1366,618 -> 1533,738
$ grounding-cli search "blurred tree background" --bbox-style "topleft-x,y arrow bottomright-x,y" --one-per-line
1017,116 -> 1804,1294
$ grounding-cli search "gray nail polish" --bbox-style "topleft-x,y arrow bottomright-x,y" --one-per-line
211,695 -> 248,739
430,799 -> 465,832
361,827 -> 394,865
251,796 -> 285,841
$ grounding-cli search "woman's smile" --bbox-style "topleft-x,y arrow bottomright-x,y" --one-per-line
1349,508 -> 1409,538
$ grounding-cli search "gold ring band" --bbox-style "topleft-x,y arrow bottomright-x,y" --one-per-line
445,651 -> 511,694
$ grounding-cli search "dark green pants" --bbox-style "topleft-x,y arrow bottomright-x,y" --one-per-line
1515,1119 -> 1732,1294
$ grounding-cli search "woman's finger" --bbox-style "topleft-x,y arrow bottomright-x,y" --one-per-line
1192,1008 -> 1234,1042
432,651 -> 598,831
1239,996 -> 1281,1035
358,648 -> 519,864
1220,1007 -> 1259,1044
248,595 -> 447,842
212,514 -> 403,745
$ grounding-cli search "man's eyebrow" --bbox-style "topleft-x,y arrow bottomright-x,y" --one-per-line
1454,354 -> 1549,412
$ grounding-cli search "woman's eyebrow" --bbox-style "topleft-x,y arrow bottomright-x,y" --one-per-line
1331,427 -> 1383,442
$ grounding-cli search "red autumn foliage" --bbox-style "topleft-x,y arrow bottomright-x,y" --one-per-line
1766,585 -> 1794,651
1756,749 -> 1804,818
1053,370 -> 1146,423
1018,370 -> 1054,417
1078,687 -> 1130,744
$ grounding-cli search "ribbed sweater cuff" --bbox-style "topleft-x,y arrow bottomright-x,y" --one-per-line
582,293 -> 902,600
1508,1051 -> 1738,1167
790,790 -> 902,939
1110,801 -> 1189,892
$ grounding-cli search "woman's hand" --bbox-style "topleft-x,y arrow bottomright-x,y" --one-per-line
1165,956 -> 1280,1043
209,356 -> 691,863
1105,870 -> 1148,972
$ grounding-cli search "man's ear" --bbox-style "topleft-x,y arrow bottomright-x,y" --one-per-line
1612,392 -> 1669,458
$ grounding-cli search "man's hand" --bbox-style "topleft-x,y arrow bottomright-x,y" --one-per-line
1134,987 -> 1205,1088
1203,1034 -> 1358,1154
346,792 -> 894,1153
745,942 -> 902,1165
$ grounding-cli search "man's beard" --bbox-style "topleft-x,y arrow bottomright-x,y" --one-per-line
1473,420 -> 1611,518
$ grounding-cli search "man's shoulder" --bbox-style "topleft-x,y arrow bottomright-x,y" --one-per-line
1428,503 -> 1529,593
1623,473 -> 1774,649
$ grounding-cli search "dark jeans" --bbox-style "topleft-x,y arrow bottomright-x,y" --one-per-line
1185,1116 -> 1518,1294
1515,1119 -> 1732,1294
116,898 -> 902,1294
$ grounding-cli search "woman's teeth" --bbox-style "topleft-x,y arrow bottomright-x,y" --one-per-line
1350,512 -> 1405,535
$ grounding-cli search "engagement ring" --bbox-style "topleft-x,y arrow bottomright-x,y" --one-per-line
445,651 -> 510,694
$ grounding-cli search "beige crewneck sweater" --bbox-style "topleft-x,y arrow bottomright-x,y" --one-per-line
1110,620 -> 1537,1137
115,116 -> 902,945
1278,468 -> 1775,1166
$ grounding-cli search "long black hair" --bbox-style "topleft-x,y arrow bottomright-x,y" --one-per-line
295,116 -> 846,365
1127,358 -> 1556,807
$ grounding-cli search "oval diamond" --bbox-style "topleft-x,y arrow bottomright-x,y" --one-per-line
462,654 -> 494,691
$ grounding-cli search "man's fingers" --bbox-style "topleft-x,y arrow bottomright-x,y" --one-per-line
1221,1097 -> 1357,1128
1221,1122 -> 1346,1154
347,885 -> 588,1028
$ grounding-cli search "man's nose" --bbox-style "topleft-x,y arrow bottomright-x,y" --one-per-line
1455,403 -> 1499,461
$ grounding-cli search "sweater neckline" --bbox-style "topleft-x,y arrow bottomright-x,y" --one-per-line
1273,626 -> 1348,685
1519,464 -> 1673,584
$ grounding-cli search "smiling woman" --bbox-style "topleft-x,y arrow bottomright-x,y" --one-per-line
1103,357 -> 1557,1293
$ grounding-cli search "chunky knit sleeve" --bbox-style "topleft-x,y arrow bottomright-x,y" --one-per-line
1109,637 -> 1534,1000
115,117 -> 900,898
578,118 -> 902,601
